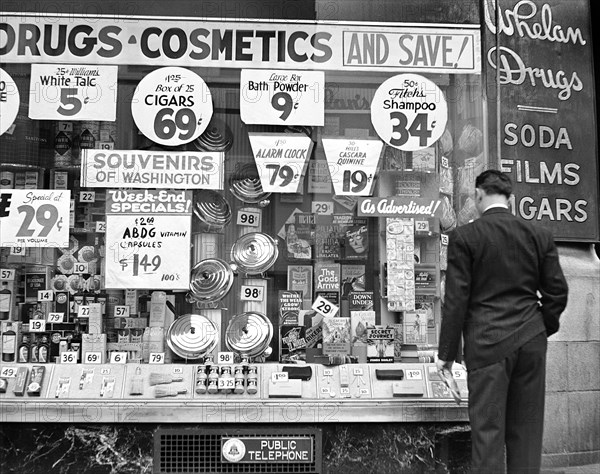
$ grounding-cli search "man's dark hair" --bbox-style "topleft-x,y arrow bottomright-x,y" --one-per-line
475,169 -> 512,198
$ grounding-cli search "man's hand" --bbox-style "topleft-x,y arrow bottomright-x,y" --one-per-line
436,356 -> 461,405
436,356 -> 453,374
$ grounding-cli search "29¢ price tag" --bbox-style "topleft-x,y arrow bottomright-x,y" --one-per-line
236,209 -> 261,227
149,353 -> 165,364
0,269 -> 16,280
0,366 -> 17,378
38,290 -> 54,301
29,320 -> 47,332
415,220 -> 430,233
60,351 -> 78,364
114,306 -> 130,318
47,312 -> 64,323
241,285 -> 264,302
131,67 -> 213,146
110,352 -> 127,364
95,221 -> 106,233
312,295 -> 339,317
271,372 -> 289,383
217,352 -> 234,365
84,352 -> 103,364
311,201 -> 334,215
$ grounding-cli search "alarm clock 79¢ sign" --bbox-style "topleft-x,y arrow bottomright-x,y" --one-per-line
371,74 -> 447,152
132,67 -> 213,147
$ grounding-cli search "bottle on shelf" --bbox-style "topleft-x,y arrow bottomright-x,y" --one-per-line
30,334 -> 39,363
0,281 -> 12,320
38,334 -> 50,363
17,334 -> 30,363
1,322 -> 17,362
70,318 -> 82,363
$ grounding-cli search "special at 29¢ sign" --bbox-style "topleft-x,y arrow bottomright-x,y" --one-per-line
371,73 -> 447,152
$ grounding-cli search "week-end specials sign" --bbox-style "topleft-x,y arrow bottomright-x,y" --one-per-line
104,190 -> 192,289
486,0 -> 599,241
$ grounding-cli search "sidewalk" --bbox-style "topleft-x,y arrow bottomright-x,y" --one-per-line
541,464 -> 600,474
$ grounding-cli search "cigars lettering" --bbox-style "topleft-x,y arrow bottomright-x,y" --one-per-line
486,0 -> 598,240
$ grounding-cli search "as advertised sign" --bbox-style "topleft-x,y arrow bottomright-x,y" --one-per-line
357,197 -> 442,218
485,0 -> 599,240
0,190 -> 70,248
0,68 -> 19,135
222,437 -> 313,464
322,138 -> 383,196
80,149 -> 224,190
248,133 -> 314,193
371,73 -> 447,152
104,190 -> 192,289
240,69 -> 324,126
131,67 -> 213,146
28,64 -> 117,121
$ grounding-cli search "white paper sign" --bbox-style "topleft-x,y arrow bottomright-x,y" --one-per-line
131,67 -> 213,146
104,190 -> 192,290
0,68 -> 20,135
0,190 -> 71,248
240,69 -> 324,126
371,73 -> 448,151
80,149 -> 224,190
28,64 -> 117,121
322,138 -> 383,196
248,132 -> 313,193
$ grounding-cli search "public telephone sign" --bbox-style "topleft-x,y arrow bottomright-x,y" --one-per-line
221,437 -> 313,464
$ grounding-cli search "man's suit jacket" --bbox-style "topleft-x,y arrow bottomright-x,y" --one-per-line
438,207 -> 568,370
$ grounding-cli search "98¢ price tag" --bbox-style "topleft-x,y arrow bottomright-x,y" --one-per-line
217,352 -> 234,365
240,285 -> 264,302
237,209 -> 261,227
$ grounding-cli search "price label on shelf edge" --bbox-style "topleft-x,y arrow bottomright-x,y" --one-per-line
84,352 -> 103,364
29,319 -> 47,332
149,353 -> 165,364
371,73 -> 448,152
240,69 -> 324,127
47,312 -> 65,323
217,352 -> 234,365
0,366 -> 17,378
0,68 -> 20,136
131,66 -> 213,146
248,132 -> 314,194
1,269 -> 16,280
0,190 -> 71,248
60,351 -> 78,364
28,64 -> 118,121
110,351 -> 128,364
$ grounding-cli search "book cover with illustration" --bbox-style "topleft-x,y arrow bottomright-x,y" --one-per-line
339,216 -> 369,260
341,264 -> 366,297
366,325 -> 395,363
280,325 -> 307,362
348,291 -> 374,311
287,265 -> 313,310
403,310 -> 427,344
279,290 -> 303,325
322,316 -> 351,357
314,215 -> 342,260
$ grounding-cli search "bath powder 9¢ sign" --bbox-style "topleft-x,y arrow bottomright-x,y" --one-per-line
371,73 -> 447,151
132,67 -> 213,146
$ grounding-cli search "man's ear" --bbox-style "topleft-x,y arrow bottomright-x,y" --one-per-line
475,188 -> 483,202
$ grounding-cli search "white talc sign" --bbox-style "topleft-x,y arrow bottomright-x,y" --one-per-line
240,69 -> 324,126
131,67 -> 213,146
0,68 -> 20,135
80,149 -> 224,190
248,132 -> 314,193
322,138 -> 383,196
28,64 -> 118,121
104,190 -> 192,289
0,190 -> 71,248
371,73 -> 448,151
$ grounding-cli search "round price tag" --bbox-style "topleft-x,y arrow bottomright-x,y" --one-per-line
371,73 -> 447,152
0,68 -> 20,136
131,67 -> 213,146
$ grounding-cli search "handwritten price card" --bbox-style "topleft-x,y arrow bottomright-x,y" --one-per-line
371,73 -> 447,152
248,132 -> 314,193
322,138 -> 383,196
131,66 -> 213,146
104,189 -> 192,290
240,69 -> 324,126
28,64 -> 117,121
0,190 -> 70,247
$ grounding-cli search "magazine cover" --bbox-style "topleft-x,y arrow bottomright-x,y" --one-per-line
348,291 -> 374,311
287,265 -> 313,310
322,316 -> 351,357
350,310 -> 376,363
403,310 -> 427,344
366,326 -> 395,363
341,264 -> 366,297
279,290 -> 303,325
314,215 -> 342,260
280,325 -> 307,362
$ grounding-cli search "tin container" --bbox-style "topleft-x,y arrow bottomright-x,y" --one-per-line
188,258 -> 234,305
165,313 -> 219,360
193,116 -> 233,152
229,163 -> 271,204
230,232 -> 278,275
192,190 -> 232,234
225,311 -> 273,361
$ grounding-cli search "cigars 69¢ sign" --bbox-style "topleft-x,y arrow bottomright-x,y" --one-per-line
131,67 -> 213,146
371,73 -> 447,152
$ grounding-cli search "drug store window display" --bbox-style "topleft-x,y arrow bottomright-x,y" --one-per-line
0,17 -> 482,415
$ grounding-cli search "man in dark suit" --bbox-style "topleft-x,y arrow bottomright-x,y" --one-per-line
437,170 -> 568,473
